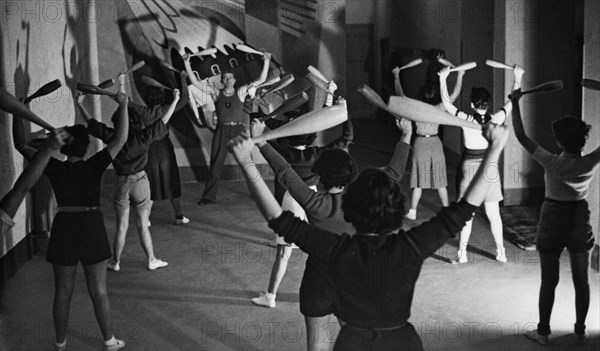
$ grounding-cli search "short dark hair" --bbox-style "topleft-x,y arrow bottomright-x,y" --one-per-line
312,149 -> 357,189
552,116 -> 591,152
61,124 -> 89,158
470,87 -> 490,110
342,168 -> 406,234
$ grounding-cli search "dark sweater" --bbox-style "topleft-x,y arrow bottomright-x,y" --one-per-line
87,119 -> 168,176
267,120 -> 354,187
268,200 -> 477,329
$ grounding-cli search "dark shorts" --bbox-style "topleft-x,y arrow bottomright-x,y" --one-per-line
333,323 -> 423,351
536,199 -> 594,253
47,211 -> 112,266
300,257 -> 338,317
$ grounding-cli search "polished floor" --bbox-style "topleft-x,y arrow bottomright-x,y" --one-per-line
1,121 -> 599,350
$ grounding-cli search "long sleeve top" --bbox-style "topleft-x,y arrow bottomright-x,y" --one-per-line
268,200 -> 477,329
87,119 -> 168,175
259,138 -> 410,233
267,120 -> 354,187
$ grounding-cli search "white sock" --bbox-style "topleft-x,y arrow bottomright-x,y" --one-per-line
105,336 -> 116,346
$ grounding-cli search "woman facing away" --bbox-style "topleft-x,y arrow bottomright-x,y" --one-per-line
13,75 -> 129,351
227,122 -> 510,351
511,87 -> 600,345
392,59 -> 465,220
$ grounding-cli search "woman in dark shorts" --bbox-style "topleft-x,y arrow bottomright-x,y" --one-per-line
14,84 -> 129,351
227,124 -> 509,351
511,89 -> 600,346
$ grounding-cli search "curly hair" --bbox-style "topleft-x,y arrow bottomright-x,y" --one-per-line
61,124 -> 89,158
470,87 -> 490,110
342,168 -> 406,234
312,149 -> 357,190
552,116 -> 591,152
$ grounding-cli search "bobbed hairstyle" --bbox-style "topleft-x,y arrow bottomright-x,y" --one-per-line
552,116 -> 591,152
312,149 -> 357,190
470,87 -> 491,110
418,83 -> 441,106
342,168 -> 406,234
61,124 -> 89,158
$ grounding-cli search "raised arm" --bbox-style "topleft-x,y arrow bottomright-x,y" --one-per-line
229,132 -> 282,221
1,129 -> 67,218
161,89 -> 181,124
12,116 -> 37,161
392,67 -> 405,97
183,55 -> 218,100
382,118 -> 412,182
173,73 -> 189,112
439,67 -> 469,119
76,93 -> 94,124
510,89 -> 538,154
104,91 -> 129,159
489,66 -> 524,123
250,53 -> 272,88
447,70 -> 465,103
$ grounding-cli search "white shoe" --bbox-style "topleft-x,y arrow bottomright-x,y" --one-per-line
405,209 -> 417,220
107,260 -> 120,272
148,258 -> 168,270
496,246 -> 507,263
451,250 -> 468,264
105,338 -> 126,351
175,216 -> 190,225
54,340 -> 66,351
251,292 -> 276,308
525,330 -> 548,345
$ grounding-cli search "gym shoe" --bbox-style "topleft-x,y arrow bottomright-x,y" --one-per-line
251,292 -> 276,308
451,250 -> 468,264
148,258 -> 168,270
575,332 -> 587,344
496,246 -> 507,263
54,339 -> 66,351
107,261 -> 120,272
175,216 -> 190,225
105,338 -> 126,351
405,209 -> 417,220
525,330 -> 548,345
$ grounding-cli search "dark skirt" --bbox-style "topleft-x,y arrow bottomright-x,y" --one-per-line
146,137 -> 182,201
47,211 -> 112,266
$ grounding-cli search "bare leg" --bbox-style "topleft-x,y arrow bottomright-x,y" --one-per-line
454,219 -> 473,263
537,249 -> 561,336
83,260 -> 113,341
410,188 -> 422,211
306,315 -> 339,351
113,207 -> 130,263
53,264 -> 77,344
484,201 -> 505,261
437,187 -> 449,207
134,207 -> 156,260
267,245 -> 293,294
